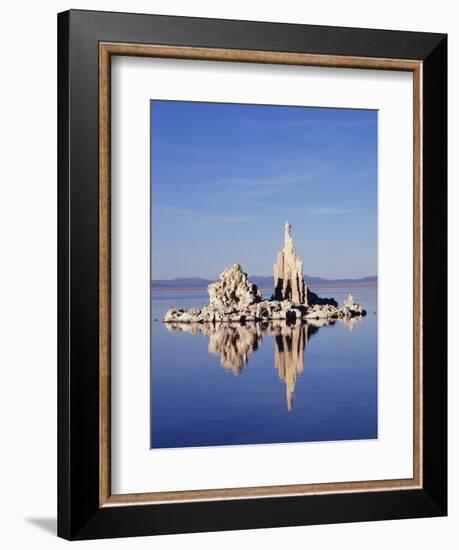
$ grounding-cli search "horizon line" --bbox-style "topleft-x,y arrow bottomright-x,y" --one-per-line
152,274 -> 378,282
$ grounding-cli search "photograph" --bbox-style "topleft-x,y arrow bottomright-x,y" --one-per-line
150,100 -> 378,449
37,3 -> 448,543
0,0 -> 452,545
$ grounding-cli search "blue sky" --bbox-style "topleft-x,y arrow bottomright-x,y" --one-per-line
151,101 -> 377,280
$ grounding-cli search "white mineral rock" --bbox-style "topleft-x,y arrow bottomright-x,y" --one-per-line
208,264 -> 262,311
343,293 -> 364,316
163,224 -> 367,324
273,221 -> 307,305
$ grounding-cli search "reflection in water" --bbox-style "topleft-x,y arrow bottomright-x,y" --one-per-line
164,322 -> 262,374
165,317 -> 349,411
274,323 -> 309,412
342,315 -> 363,332
208,324 -> 260,374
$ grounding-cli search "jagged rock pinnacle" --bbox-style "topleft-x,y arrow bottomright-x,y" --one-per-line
273,222 -> 307,304
208,264 -> 261,311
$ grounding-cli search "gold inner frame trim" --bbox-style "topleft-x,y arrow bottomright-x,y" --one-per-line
99,42 -> 423,507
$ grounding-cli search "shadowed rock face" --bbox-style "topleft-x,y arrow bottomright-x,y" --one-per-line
273,221 -> 307,305
307,288 -> 338,307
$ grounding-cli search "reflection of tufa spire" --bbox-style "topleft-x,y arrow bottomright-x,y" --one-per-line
274,222 -> 308,305
166,320 -> 319,411
273,323 -> 309,411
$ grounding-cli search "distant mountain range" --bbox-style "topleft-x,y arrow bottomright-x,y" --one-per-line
152,275 -> 377,289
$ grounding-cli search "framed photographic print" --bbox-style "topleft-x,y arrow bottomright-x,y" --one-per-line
58,9 -> 447,540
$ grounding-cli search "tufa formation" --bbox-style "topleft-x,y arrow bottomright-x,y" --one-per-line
273,221 -> 307,304
163,222 -> 366,324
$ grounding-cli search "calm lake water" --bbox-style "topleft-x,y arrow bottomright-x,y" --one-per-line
151,287 -> 377,449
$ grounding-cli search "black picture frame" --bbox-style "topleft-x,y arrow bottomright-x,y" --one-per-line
58,9 -> 447,540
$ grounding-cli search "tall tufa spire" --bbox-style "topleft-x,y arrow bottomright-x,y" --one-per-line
273,222 -> 307,304
284,221 -> 296,254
